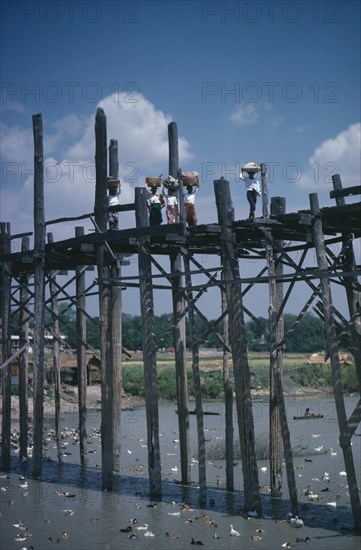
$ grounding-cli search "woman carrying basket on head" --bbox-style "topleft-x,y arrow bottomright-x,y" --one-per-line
162,175 -> 179,224
239,162 -> 261,221
183,171 -> 199,227
145,177 -> 164,226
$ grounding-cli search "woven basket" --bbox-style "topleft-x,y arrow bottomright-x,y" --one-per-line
146,177 -> 162,188
241,162 -> 260,174
182,175 -> 199,186
107,178 -> 121,190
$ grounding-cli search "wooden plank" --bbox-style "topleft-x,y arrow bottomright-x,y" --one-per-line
330,185 -> 361,199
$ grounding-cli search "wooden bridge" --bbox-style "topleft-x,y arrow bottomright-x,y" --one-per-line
1,109 -> 360,529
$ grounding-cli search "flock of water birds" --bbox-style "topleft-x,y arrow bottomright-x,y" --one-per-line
5,495 -> 314,549
1,412 -> 360,549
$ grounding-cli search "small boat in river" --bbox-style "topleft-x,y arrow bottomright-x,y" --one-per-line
293,414 -> 324,420
176,410 -> 220,416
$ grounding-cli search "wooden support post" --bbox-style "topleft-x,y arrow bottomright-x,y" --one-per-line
75,227 -> 88,467
168,122 -> 185,228
267,197 -> 298,513
221,270 -> 234,491
19,236 -> 30,460
47,233 -> 62,463
32,113 -> 46,478
261,163 -> 269,219
168,121 -> 190,484
270,198 -> 298,502
1,223 -> 12,470
94,107 -> 114,490
269,197 -> 284,498
310,192 -> 361,530
109,139 -> 119,186
109,139 -> 119,230
332,174 -> 361,391
108,142 -> 122,473
214,178 -> 261,514
184,252 -> 206,504
135,187 -> 162,498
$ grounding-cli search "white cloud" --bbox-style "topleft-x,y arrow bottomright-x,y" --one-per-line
0,92 -> 194,239
298,122 -> 361,189
0,121 -> 33,163
291,125 -> 305,133
64,92 -> 193,170
0,99 -> 27,114
229,103 -> 259,125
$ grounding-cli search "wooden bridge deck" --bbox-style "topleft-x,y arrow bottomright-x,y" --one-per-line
4,201 -> 361,273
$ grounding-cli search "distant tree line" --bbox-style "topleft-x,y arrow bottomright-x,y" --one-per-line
11,305 -> 326,353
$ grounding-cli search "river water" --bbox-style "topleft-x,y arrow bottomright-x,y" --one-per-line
1,395 -> 360,550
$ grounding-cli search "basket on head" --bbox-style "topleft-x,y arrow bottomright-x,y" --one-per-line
241,162 -> 260,174
182,175 -> 199,186
145,177 -> 162,188
107,177 -> 121,190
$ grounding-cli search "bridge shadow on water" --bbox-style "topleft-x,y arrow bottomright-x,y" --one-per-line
7,455 -> 358,536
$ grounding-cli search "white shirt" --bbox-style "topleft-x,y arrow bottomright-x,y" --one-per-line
165,195 -> 178,207
147,193 -> 161,206
108,189 -> 121,206
184,187 -> 198,204
239,172 -> 261,195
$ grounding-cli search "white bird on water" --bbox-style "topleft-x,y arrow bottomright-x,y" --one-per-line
290,516 -> 304,528
230,525 -> 241,536
136,523 -> 148,531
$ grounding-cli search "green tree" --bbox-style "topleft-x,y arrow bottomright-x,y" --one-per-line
284,312 -> 325,352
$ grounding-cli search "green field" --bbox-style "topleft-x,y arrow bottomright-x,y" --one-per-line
122,352 -> 357,400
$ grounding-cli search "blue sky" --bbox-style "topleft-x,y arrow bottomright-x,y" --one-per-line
1,0 -> 360,319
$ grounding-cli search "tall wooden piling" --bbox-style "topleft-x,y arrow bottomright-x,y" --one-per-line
135,187 -> 162,498
184,252 -> 207,504
32,113 -> 46,478
261,163 -> 269,219
331,174 -> 361,391
0,223 -> 12,471
268,197 -> 284,498
310,192 -> 361,530
48,232 -> 62,463
19,236 -> 30,460
268,197 -> 298,514
108,139 -> 122,473
214,178 -> 261,513
168,121 -> 190,484
75,227 -> 88,466
221,270 -> 234,491
94,107 -> 114,490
